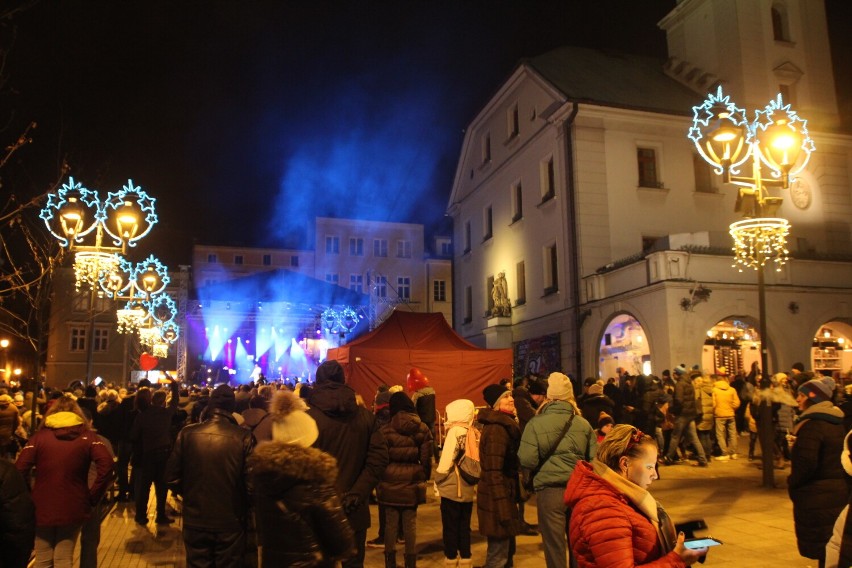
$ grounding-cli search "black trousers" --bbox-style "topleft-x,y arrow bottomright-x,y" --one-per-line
183,526 -> 246,568
342,528 -> 367,568
440,498 -> 473,559
134,448 -> 170,522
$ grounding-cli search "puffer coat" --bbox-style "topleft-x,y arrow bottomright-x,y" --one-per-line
377,410 -> 432,507
696,377 -> 715,431
249,441 -> 355,567
435,399 -> 476,502
476,408 -> 521,538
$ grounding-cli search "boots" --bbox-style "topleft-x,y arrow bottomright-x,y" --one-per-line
385,551 -> 397,568
458,559 -> 473,567
404,553 -> 417,568
444,557 -> 458,567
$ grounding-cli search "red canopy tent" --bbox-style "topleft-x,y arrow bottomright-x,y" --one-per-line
326,311 -> 513,412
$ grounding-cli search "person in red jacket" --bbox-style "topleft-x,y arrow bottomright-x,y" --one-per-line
563,424 -> 707,567
16,394 -> 114,568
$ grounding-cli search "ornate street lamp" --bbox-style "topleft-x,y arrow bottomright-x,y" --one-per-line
689,86 -> 814,487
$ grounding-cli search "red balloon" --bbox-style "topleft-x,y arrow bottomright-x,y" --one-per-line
140,352 -> 158,371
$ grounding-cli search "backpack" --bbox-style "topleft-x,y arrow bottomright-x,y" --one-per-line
455,421 -> 482,485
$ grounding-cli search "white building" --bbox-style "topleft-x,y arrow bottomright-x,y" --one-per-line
448,0 -> 852,381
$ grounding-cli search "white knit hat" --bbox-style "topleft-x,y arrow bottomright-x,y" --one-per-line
269,390 -> 318,448
547,372 -> 575,402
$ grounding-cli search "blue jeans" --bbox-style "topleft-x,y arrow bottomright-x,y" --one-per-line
666,416 -> 707,464
484,536 -> 512,568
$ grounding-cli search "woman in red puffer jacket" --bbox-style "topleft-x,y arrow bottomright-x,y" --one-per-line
563,424 -> 707,567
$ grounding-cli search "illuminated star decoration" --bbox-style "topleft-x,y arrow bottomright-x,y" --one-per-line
39,177 -> 103,247
103,179 -> 159,248
688,85 -> 750,175
752,93 -> 815,181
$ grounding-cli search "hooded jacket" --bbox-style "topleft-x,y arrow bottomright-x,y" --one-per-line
377,410 -> 432,507
563,460 -> 685,568
712,380 -> 740,417
249,441 -> 355,567
788,400 -> 849,560
15,411 -> 114,527
696,377 -> 715,431
307,382 -> 388,531
435,399 -> 476,502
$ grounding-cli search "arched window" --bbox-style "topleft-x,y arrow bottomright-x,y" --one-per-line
772,4 -> 791,42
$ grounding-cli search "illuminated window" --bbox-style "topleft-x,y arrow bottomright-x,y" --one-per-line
543,243 -> 558,295
397,276 -> 411,300
373,239 -> 388,257
376,276 -> 388,298
483,206 -> 493,241
350,274 -> 363,292
325,236 -> 340,254
433,280 -> 446,302
464,286 -> 472,324
507,103 -> 519,139
325,273 -> 339,285
516,261 -> 526,305
397,240 -> 412,258
540,157 -> 555,202
234,255 -> 243,265
93,328 -> 109,352
511,181 -> 523,222
637,147 -> 661,188
290,255 -> 299,267
207,254 -> 217,263
349,238 -> 364,256
262,254 -> 272,266
70,327 -> 86,352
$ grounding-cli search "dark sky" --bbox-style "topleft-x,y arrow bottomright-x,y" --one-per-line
2,1 -> 850,267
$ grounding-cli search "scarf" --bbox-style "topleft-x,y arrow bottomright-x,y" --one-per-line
591,459 -> 677,555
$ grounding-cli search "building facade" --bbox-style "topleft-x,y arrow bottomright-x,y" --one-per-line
448,0 -> 852,381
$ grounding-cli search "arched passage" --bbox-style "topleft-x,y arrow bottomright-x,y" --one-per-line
702,317 -> 762,376
598,313 -> 650,378
811,320 -> 852,379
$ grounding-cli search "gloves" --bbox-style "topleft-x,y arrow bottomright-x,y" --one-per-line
342,493 -> 361,515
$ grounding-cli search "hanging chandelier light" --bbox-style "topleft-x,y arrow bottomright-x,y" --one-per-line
729,217 -> 790,271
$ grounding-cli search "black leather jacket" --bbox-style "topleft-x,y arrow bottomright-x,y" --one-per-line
165,409 -> 254,530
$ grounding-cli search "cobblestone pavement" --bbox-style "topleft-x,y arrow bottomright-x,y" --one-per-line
86,445 -> 818,567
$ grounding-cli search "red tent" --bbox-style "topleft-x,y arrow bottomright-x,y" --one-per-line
326,311 -> 513,412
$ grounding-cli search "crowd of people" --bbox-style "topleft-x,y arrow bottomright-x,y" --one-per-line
0,359 -> 851,567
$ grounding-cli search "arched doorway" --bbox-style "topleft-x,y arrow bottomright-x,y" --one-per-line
598,314 -> 650,378
703,318 -> 762,376
811,320 -> 852,379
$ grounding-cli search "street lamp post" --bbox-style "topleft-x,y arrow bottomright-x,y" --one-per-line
0,338 -> 9,379
689,86 -> 814,487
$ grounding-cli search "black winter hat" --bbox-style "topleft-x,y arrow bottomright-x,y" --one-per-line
208,384 -> 236,412
316,360 -> 346,384
389,391 -> 415,416
483,384 -> 509,408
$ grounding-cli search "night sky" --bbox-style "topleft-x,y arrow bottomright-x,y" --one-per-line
2,1 -> 850,268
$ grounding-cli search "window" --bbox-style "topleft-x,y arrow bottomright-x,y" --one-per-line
325,273 -> 339,285
464,286 -> 472,324
637,147 -> 661,188
540,157 -> 555,201
234,255 -> 243,265
511,181 -> 523,222
772,4 -> 791,42
325,236 -> 340,254
93,328 -> 109,352
290,255 -> 299,267
507,104 -> 519,139
483,206 -> 493,241
543,244 -> 558,295
433,280 -> 446,302
207,253 -> 217,263
482,132 -> 491,164
693,153 -> 715,193
70,327 -> 86,351
350,274 -> 363,293
486,275 -> 495,314
397,276 -> 411,300
779,83 -> 796,106
397,240 -> 412,258
373,239 -> 388,257
376,276 -> 388,298
262,254 -> 272,266
440,241 -> 452,256
463,221 -> 471,254
349,237 -> 364,256
642,236 -> 662,253
516,261 -> 526,305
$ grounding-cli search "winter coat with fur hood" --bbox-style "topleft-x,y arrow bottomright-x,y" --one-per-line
249,441 -> 355,567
